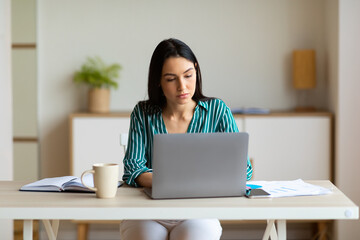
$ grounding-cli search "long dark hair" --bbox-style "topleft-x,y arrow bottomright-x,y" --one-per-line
141,38 -> 208,112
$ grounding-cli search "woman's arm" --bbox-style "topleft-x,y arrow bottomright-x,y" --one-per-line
123,105 -> 152,187
135,172 -> 153,187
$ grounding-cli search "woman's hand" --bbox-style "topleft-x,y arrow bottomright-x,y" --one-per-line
135,172 -> 152,187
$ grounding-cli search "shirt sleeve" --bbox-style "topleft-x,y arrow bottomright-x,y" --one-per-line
218,101 -> 253,181
122,105 -> 151,187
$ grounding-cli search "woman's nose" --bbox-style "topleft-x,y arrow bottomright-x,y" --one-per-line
177,78 -> 186,90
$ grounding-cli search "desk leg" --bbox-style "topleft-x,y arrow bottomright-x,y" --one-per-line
263,220 -> 278,240
262,220 -> 287,240
276,220 -> 286,240
23,220 -> 33,240
52,220 -> 60,237
42,220 -> 60,240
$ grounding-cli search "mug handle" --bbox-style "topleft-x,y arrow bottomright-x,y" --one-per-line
81,169 -> 97,192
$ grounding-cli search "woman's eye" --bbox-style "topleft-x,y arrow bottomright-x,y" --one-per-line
185,75 -> 192,78
167,78 -> 176,82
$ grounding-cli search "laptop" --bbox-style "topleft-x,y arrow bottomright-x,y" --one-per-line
144,132 -> 249,199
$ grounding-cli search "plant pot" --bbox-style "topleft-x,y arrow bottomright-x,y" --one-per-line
88,88 -> 110,113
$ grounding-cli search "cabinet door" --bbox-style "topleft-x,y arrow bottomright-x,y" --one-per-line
245,116 -> 331,181
234,117 -> 244,132
71,117 -> 130,178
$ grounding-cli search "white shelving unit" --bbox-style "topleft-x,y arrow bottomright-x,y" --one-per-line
70,112 -> 333,181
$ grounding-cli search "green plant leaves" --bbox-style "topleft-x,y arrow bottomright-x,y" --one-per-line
73,56 -> 122,89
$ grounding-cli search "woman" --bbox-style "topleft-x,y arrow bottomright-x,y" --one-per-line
121,38 -> 253,240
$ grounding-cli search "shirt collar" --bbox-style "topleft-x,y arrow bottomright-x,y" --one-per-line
197,100 -> 209,111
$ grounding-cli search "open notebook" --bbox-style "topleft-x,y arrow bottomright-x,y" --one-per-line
20,175 -> 123,193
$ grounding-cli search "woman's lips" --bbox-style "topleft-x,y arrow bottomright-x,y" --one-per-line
177,93 -> 189,99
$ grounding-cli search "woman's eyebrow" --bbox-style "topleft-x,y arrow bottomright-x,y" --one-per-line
163,68 -> 194,77
183,67 -> 194,74
163,73 -> 176,77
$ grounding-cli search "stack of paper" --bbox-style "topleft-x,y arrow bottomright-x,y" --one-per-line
247,179 -> 332,198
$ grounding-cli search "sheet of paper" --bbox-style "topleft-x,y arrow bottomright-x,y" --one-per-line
247,179 -> 332,198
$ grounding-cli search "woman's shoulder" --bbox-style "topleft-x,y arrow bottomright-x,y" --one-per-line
132,100 -> 161,116
201,98 -> 229,110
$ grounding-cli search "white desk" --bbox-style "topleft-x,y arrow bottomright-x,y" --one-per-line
0,181 -> 358,240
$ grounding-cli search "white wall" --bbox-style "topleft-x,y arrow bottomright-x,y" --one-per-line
38,0 -> 329,177
0,0 -> 13,179
0,0 -> 14,238
38,0 -> 327,111
335,0 -> 360,239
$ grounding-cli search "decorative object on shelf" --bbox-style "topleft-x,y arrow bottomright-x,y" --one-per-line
73,56 -> 122,113
293,49 -> 316,112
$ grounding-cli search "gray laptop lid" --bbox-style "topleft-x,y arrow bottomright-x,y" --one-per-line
148,132 -> 248,199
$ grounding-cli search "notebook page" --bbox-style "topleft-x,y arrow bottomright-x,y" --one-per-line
21,176 -> 77,189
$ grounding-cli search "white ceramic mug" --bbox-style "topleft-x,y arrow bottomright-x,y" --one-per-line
81,163 -> 119,198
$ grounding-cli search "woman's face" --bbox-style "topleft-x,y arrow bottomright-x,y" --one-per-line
160,57 -> 197,107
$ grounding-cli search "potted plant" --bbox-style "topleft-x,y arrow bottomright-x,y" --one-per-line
73,56 -> 122,113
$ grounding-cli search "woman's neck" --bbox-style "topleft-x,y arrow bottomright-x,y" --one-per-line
163,100 -> 197,120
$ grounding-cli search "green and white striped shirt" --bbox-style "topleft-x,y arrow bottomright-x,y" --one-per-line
123,98 -> 253,187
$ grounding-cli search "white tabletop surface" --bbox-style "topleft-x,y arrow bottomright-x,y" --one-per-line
0,180 -> 358,221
